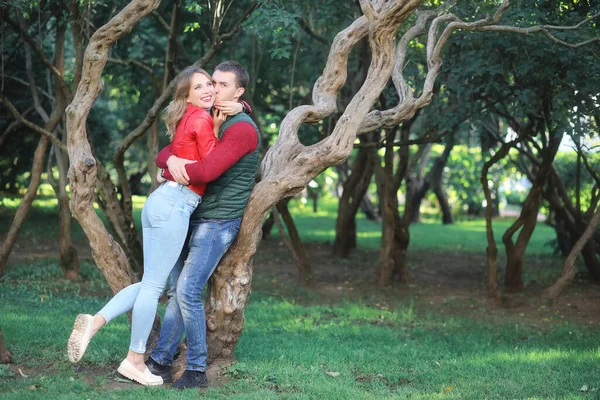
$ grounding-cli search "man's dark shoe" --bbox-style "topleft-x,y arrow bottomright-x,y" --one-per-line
145,358 -> 172,383
172,370 -> 208,390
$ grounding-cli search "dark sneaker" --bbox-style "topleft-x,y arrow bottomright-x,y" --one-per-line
172,370 -> 208,390
145,358 -> 172,383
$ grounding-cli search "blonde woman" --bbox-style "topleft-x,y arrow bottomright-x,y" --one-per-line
67,66 -> 226,386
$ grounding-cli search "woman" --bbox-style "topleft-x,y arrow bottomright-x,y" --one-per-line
67,66 -> 228,386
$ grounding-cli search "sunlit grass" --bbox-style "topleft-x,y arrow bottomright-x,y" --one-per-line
1,259 -> 598,399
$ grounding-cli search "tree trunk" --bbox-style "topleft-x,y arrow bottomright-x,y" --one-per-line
333,147 -> 375,257
376,128 -> 398,287
411,142 -> 454,224
0,7 -> 69,277
481,138 -> 520,298
0,327 -> 13,364
409,143 -> 432,223
261,212 -> 275,239
48,145 -> 80,279
67,0 -> 160,293
205,3 -> 422,363
544,205 -> 600,299
275,199 -> 315,287
0,137 -> 50,277
94,161 -> 144,276
503,127 -> 562,292
431,161 -> 453,224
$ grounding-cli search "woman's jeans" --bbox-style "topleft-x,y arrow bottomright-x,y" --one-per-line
97,182 -> 201,354
150,217 -> 242,371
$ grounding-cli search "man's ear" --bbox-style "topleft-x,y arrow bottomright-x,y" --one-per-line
234,87 -> 245,100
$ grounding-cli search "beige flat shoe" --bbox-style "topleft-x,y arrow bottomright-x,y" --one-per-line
67,314 -> 94,363
117,358 -> 164,386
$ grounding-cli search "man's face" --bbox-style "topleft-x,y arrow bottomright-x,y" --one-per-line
212,70 -> 245,102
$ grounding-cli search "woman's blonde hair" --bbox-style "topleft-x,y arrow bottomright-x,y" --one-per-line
164,66 -> 212,138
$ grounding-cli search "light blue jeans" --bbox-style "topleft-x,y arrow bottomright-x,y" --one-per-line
150,217 -> 241,371
97,182 -> 201,354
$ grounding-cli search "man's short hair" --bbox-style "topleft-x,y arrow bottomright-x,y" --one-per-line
215,61 -> 249,89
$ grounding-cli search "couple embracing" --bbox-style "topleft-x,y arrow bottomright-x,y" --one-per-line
67,61 -> 260,390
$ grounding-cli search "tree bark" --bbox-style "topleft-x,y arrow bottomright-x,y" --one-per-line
392,124 -> 414,283
411,141 -> 453,224
503,120 -> 562,292
377,128 -> 398,287
544,205 -> 600,299
0,5 -> 69,277
481,138 -> 521,298
332,146 -> 376,257
67,0 -> 160,293
205,1 -> 424,363
48,145 -> 80,279
0,327 -> 13,364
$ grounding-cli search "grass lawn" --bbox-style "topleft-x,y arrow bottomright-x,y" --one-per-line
1,194 -> 596,399
1,261 -> 599,399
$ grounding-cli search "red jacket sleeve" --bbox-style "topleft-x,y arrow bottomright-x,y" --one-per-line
189,117 -> 217,159
184,122 -> 258,184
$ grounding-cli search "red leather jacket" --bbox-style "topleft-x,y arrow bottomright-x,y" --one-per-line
171,104 -> 217,195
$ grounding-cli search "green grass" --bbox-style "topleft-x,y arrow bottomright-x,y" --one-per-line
0,193 -> 588,398
1,260 -> 599,399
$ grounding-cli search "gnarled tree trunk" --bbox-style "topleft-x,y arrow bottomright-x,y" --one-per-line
411,141 -> 454,224
503,118 -> 562,292
275,199 -> 314,287
48,144 -> 80,279
544,205 -> 600,299
205,1 -> 426,363
333,145 -> 376,257
67,0 -> 160,293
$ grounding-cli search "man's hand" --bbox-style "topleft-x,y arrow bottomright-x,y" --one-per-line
214,100 -> 243,116
167,155 -> 195,185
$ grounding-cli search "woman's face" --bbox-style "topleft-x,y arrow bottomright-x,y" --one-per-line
186,72 -> 215,109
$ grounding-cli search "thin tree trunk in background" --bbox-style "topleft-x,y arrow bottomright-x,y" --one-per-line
411,141 -> 453,224
48,144 -> 80,279
147,118 -> 160,192
274,200 -> 314,287
544,205 -> 600,299
392,125 -> 414,282
503,123 -> 562,292
377,128 -> 397,287
481,138 -> 520,298
0,327 -> 13,364
261,212 -> 275,239
333,146 -> 375,257
0,6 -> 69,276
0,137 -> 49,277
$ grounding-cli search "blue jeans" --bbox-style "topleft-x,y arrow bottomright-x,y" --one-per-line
97,182 -> 201,354
150,217 -> 241,371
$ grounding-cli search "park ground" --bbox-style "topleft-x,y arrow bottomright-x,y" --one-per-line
1,195 -> 599,399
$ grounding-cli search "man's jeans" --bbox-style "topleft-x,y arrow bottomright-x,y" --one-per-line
97,182 -> 200,354
151,217 -> 242,371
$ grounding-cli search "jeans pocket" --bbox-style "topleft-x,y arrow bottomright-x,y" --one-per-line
145,192 -> 178,228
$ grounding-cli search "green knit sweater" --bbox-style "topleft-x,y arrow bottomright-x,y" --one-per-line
191,113 -> 260,220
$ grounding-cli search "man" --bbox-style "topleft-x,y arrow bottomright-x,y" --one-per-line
147,61 -> 260,389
